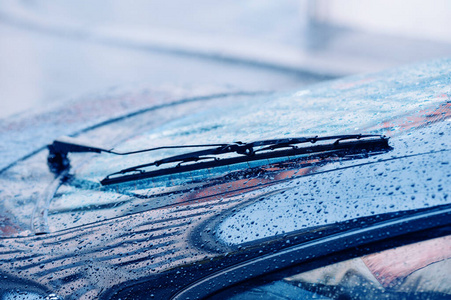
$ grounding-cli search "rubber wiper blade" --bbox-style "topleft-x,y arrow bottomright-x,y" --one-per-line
99,134 -> 390,185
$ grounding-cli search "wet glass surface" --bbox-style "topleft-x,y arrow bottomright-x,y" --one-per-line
220,235 -> 451,300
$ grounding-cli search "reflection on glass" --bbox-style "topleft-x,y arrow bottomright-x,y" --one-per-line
226,235 -> 451,299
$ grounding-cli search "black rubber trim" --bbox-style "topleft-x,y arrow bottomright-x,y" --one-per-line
170,205 -> 451,300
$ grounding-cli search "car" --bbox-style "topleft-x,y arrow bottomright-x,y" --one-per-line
0,58 -> 449,299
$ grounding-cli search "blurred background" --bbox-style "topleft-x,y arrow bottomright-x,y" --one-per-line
1,0 -> 450,118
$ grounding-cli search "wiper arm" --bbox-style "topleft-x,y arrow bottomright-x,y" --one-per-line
47,136 -> 227,173
47,134 -> 390,185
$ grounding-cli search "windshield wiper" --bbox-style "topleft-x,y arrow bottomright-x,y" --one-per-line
48,134 -> 390,185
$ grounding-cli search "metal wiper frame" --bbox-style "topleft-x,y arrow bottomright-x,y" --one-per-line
47,134 -> 390,185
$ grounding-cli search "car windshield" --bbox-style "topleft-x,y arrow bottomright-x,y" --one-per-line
63,62 -> 449,186
0,60 -> 449,237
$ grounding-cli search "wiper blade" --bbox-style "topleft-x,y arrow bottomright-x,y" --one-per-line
47,134 -> 390,185
97,134 -> 389,185
110,135 -> 381,172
